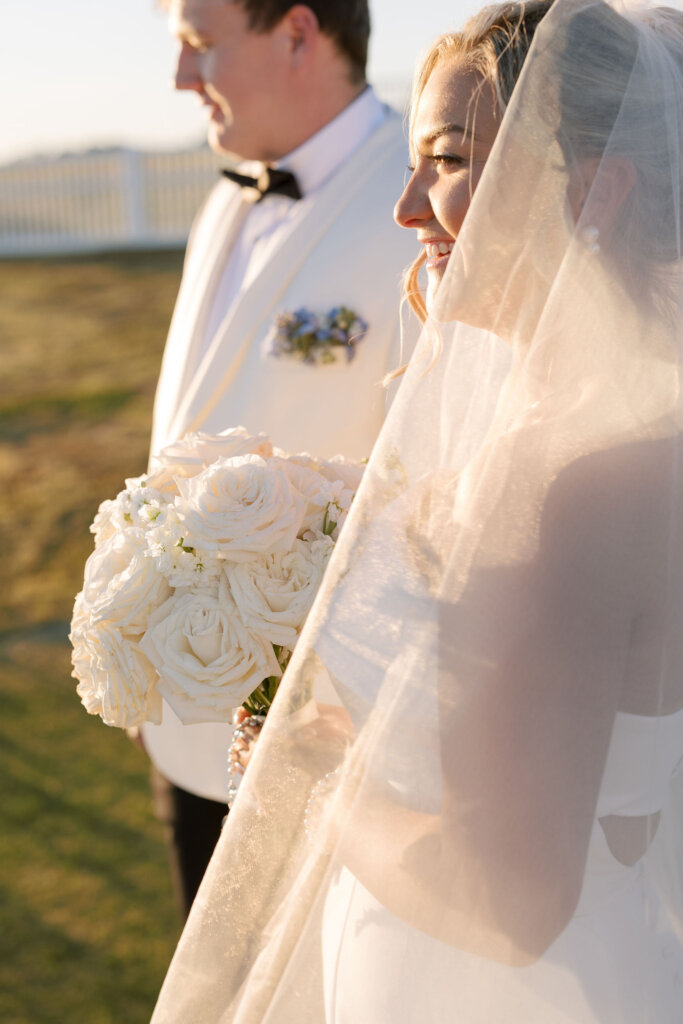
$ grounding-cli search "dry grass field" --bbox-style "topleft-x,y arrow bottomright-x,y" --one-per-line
0,250 -> 187,1023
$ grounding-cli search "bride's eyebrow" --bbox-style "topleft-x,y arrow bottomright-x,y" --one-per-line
420,123 -> 480,146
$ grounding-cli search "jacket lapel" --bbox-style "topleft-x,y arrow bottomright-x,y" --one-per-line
154,187 -> 250,449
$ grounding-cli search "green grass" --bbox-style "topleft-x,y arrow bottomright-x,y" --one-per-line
0,251 -> 187,1023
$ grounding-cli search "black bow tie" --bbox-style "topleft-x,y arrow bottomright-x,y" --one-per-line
220,166 -> 302,202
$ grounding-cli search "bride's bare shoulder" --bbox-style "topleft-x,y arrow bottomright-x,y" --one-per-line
542,434 -> 681,541
539,435 -> 683,710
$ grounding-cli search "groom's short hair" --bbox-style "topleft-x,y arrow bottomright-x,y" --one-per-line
237,0 -> 370,82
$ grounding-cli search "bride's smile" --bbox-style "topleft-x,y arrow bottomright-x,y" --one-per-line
422,237 -> 455,268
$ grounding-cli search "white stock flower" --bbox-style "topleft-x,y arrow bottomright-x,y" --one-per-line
323,485 -> 355,538
226,535 -> 334,647
317,458 -> 364,537
90,479 -> 168,546
139,577 -> 281,723
147,505 -> 222,588
70,598 -> 161,728
81,528 -> 172,634
175,454 -> 305,561
146,427 -> 273,494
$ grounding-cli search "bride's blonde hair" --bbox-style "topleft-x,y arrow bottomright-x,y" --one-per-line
403,0 -> 554,323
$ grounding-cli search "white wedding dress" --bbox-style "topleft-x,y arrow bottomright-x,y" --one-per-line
321,707 -> 683,1023
317,565 -> 683,1024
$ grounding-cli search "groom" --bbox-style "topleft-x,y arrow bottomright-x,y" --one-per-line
142,0 -> 417,916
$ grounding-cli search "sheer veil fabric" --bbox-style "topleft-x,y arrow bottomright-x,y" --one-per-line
151,1 -> 683,1020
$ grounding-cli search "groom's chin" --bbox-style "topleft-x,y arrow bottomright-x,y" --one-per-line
207,117 -> 240,160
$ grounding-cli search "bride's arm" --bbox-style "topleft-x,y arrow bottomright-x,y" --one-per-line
332,442 -> 670,964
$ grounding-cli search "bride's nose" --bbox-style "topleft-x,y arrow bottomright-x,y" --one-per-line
394,168 -> 433,230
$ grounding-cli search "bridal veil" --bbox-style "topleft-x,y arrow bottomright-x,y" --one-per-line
152,0 -> 683,1020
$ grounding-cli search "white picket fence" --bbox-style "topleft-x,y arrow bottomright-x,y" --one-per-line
0,81 -> 410,259
0,147 -> 220,257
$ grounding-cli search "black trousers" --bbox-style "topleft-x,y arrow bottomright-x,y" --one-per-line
151,765 -> 228,919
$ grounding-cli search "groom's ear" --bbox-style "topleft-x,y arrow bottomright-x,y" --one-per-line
567,155 -> 637,236
278,4 -> 320,67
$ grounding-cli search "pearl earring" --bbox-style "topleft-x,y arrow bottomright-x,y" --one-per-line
579,225 -> 600,254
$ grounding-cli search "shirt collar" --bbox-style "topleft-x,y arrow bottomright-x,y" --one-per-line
239,86 -> 385,199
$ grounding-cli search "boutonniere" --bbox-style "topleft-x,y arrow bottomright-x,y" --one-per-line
270,306 -> 368,365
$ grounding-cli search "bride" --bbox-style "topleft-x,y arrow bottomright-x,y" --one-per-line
151,0 -> 683,1021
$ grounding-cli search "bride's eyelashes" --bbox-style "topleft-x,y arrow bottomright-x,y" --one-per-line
405,153 -> 468,176
429,153 -> 467,168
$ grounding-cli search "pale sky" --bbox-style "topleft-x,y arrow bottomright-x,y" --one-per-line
1,0 -> 480,166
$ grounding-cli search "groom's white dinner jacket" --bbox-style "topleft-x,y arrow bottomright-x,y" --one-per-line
143,91 -> 417,802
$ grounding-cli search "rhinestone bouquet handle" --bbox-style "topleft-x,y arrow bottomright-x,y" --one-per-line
227,712 -> 266,807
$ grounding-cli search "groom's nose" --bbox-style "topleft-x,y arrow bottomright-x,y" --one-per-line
174,41 -> 203,93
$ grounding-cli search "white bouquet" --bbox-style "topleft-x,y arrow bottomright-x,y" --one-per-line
70,427 -> 363,730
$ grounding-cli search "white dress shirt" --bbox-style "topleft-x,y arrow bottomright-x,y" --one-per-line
200,87 -> 387,361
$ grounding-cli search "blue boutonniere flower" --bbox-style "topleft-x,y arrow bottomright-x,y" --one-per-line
270,306 -> 368,365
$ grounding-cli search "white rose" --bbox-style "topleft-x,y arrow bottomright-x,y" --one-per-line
70,601 -> 161,728
81,528 -> 172,634
146,427 -> 273,494
280,454 -> 364,535
276,457 -> 336,533
139,577 -> 281,723
319,455 -> 365,493
90,498 -> 122,545
175,454 -> 305,561
226,535 -> 334,647
283,452 -> 321,470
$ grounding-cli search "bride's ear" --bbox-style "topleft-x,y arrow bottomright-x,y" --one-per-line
566,155 -> 637,237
